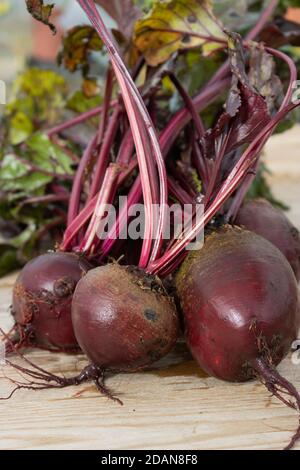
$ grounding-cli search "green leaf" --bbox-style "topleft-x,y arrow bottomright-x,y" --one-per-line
25,0 -> 56,34
134,0 -> 226,66
6,68 -> 68,144
8,111 -> 34,145
0,154 -> 51,193
1,172 -> 51,194
0,154 -> 30,180
8,223 -> 37,249
26,133 -> 74,175
178,48 -> 224,96
67,90 -> 103,114
11,68 -> 66,99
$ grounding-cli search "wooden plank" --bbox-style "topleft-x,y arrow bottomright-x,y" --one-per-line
0,128 -> 300,450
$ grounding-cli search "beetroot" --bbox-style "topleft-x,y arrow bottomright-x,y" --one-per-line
72,263 -> 179,370
3,263 -> 178,404
11,252 -> 90,351
176,227 -> 300,449
235,198 -> 300,281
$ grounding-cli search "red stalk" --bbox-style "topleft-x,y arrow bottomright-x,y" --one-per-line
80,164 -> 121,253
47,106 -> 104,137
88,105 -> 121,201
168,176 -> 194,206
77,0 -> 168,268
100,79 -> 230,259
67,133 -> 98,227
96,67 -> 114,147
167,73 -> 205,139
61,159 -> 137,251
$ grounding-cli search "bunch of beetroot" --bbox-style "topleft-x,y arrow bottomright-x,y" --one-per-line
2,0 -> 300,450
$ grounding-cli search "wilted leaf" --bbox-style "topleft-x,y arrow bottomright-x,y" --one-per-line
200,33 -> 271,171
25,0 -> 56,34
248,44 -> 284,114
94,0 -> 141,40
82,78 -> 100,98
58,25 -> 103,76
134,0 -> 226,66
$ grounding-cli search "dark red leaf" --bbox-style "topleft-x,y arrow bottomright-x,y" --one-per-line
199,33 -> 271,176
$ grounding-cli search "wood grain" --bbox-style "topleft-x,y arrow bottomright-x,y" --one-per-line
0,128 -> 300,450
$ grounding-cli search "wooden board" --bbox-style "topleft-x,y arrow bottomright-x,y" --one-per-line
0,127 -> 300,450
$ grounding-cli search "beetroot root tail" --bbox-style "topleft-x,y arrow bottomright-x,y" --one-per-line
2,358 -> 122,405
253,357 -> 300,450
0,331 -> 122,405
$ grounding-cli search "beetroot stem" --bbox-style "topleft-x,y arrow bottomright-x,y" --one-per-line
67,133 -> 98,227
60,161 -> 137,251
167,72 -> 205,139
88,105 -> 121,202
100,79 -> 230,259
168,176 -> 194,205
80,164 -> 121,253
96,67 -> 114,147
46,105 -> 105,137
78,0 -> 168,268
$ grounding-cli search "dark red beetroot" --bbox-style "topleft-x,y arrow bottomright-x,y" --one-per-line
2,263 -> 179,404
236,198 -> 300,281
176,227 -> 300,449
11,252 -> 90,351
72,263 -> 179,370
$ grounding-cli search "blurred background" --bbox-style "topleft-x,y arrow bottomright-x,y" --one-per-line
0,0 -> 114,88
0,1 -> 299,82
0,1 -> 299,86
